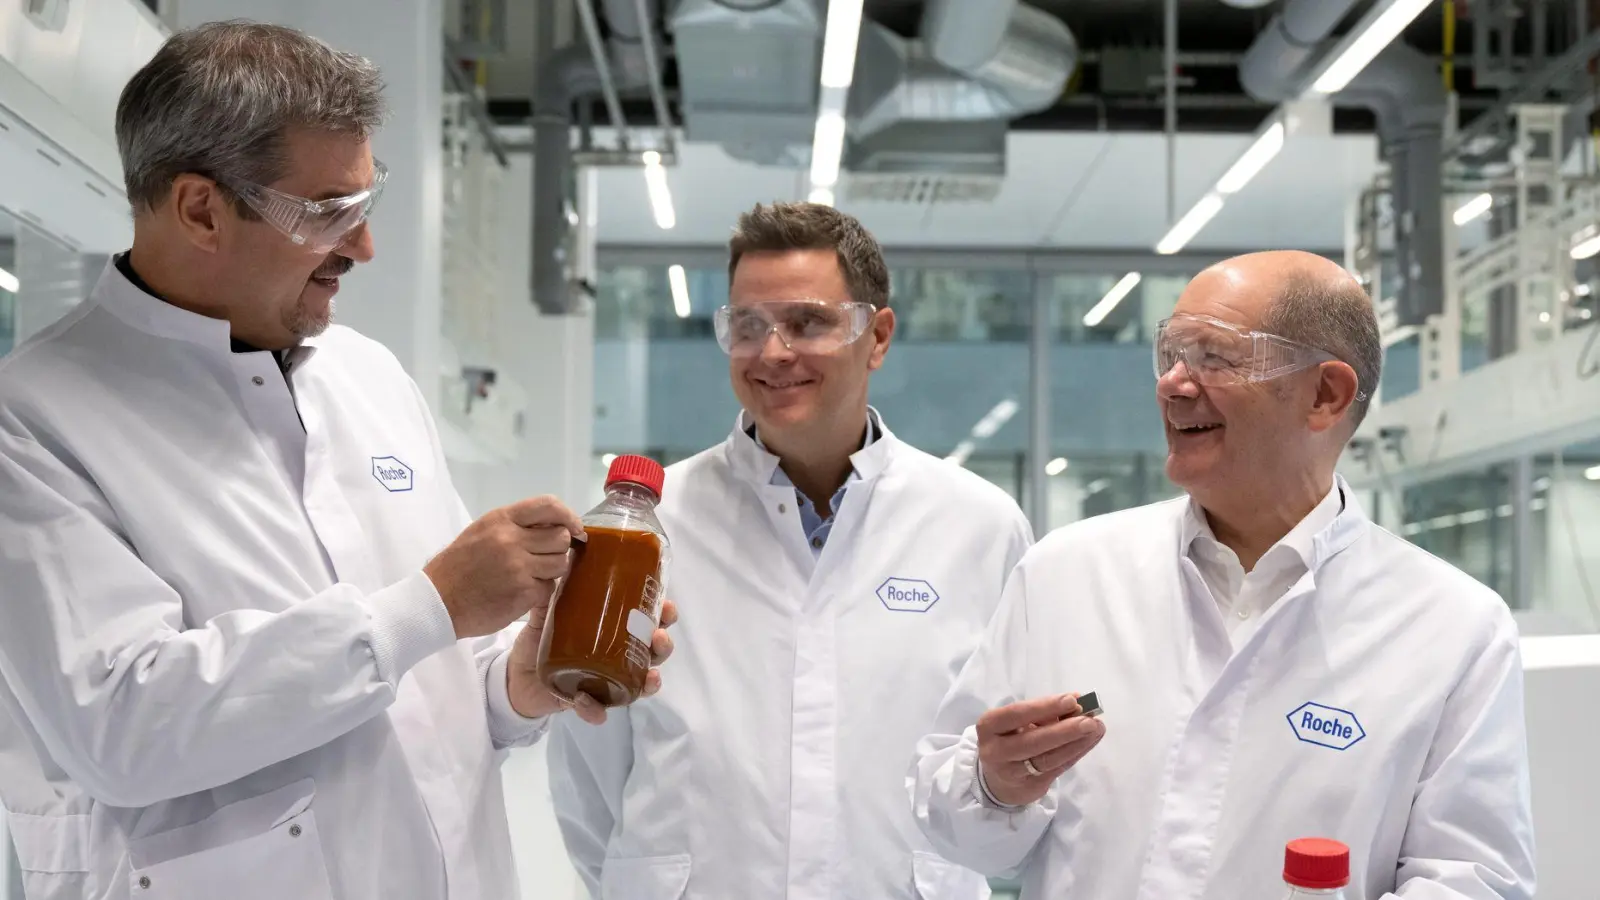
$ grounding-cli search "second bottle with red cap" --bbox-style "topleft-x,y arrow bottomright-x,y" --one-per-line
536,454 -> 671,707
1280,837 -> 1351,899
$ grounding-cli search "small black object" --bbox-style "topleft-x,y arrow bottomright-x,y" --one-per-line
1077,691 -> 1102,718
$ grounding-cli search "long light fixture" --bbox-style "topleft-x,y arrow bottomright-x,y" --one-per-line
1586,465 -> 1600,481
1083,272 -> 1141,327
1215,122 -> 1285,194
1453,192 -> 1493,226
1157,194 -> 1225,255
667,264 -> 691,318
642,150 -> 675,230
808,111 -> 847,190
1045,457 -> 1069,476
806,0 -> 863,207
1572,230 -> 1600,261
1309,0 -> 1436,94
945,398 -> 1020,464
0,266 -> 17,294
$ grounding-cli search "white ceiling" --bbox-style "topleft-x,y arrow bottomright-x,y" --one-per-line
587,129 -> 1382,251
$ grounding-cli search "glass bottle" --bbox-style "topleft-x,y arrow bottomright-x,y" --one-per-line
1281,837 -> 1351,900
536,454 -> 670,707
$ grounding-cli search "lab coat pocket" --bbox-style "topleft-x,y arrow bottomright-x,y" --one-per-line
912,851 -> 992,900
599,853 -> 691,900
125,779 -> 334,900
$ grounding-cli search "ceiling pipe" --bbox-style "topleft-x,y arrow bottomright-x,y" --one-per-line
1338,42 -> 1447,325
531,0 -> 662,315
1236,0 -> 1363,102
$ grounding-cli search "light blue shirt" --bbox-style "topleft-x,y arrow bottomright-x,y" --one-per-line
754,416 -> 877,557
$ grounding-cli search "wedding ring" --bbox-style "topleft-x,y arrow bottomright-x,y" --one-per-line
1023,758 -> 1043,777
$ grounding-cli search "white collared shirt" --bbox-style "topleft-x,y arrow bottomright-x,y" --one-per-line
0,260 -> 545,900
1185,483 -> 1342,644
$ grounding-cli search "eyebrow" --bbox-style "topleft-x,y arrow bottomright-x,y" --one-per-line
307,183 -> 367,203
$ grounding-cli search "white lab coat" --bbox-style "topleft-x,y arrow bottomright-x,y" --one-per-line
548,411 -> 1033,900
0,262 -> 547,900
910,479 -> 1537,900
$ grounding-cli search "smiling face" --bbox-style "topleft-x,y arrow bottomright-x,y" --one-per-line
727,248 -> 894,446
216,129 -> 377,348
1156,267 -> 1321,506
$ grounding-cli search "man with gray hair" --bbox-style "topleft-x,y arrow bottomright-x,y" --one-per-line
912,250 -> 1535,898
0,21 -> 672,900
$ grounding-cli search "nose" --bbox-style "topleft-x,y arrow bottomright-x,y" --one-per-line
757,327 -> 797,364
1156,359 -> 1201,401
341,222 -> 376,263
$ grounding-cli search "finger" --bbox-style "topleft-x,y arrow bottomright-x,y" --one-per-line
658,598 -> 679,629
641,668 -> 663,698
1028,721 -> 1106,772
573,692 -> 608,725
650,628 -> 673,665
994,715 -> 1102,763
507,495 -> 586,537
527,552 -> 573,581
520,525 -> 575,555
978,694 -> 1080,737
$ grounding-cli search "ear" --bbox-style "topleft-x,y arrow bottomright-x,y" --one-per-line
168,173 -> 228,253
1306,360 -> 1360,434
866,306 -> 895,371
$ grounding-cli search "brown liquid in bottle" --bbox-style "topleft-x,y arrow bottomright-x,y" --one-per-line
537,525 -> 664,707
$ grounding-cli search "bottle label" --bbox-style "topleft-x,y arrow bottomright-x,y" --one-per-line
626,608 -> 654,647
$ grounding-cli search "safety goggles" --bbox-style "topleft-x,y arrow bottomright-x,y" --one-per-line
222,160 -> 389,254
713,299 -> 876,358
1154,313 -> 1365,398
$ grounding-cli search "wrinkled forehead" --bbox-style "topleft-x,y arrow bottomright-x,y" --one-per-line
1160,314 -> 1251,345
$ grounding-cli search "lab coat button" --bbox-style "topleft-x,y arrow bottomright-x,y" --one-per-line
289,824 -> 302,837
1236,608 -> 1249,619
251,375 -> 265,386
138,876 -> 151,890
778,503 -> 787,514
811,537 -> 823,548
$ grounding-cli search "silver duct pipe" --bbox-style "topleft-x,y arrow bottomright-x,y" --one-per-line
1338,42 -> 1447,325
1236,0 -> 1361,102
852,0 -> 1076,139
532,0 -> 658,314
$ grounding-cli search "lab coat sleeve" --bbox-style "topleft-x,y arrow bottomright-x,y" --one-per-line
909,554 -> 1057,877
0,426 -> 459,810
547,706 -> 635,896
1387,613 -> 1536,900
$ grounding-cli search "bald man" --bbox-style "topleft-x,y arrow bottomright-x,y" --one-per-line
910,252 -> 1535,899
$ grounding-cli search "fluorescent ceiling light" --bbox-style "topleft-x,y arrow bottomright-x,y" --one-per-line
667,264 -> 691,318
945,439 -> 976,466
819,0 -> 865,89
809,111 -> 846,189
1572,232 -> 1600,260
1156,194 -> 1225,255
808,186 -> 836,207
1045,457 -> 1069,476
1215,122 -> 1284,194
1453,193 -> 1493,226
601,453 -> 618,466
1310,0 -> 1435,94
642,151 -> 675,230
970,399 -> 1019,439
0,266 -> 16,294
1083,272 -> 1141,327
1586,465 -> 1600,481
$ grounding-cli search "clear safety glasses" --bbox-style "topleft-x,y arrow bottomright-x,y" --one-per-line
713,299 -> 876,358
223,160 -> 389,255
1154,313 -> 1364,398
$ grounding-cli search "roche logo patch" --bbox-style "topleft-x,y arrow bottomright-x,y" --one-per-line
877,578 -> 940,613
1288,702 -> 1365,751
371,456 -> 414,492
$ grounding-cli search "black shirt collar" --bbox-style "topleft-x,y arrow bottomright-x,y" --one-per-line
114,252 -> 268,356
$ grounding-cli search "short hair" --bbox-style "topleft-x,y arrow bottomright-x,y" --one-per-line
727,202 -> 891,308
1261,272 -> 1384,430
116,20 -> 387,214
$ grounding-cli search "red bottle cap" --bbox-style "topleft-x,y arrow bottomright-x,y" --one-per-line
1284,838 -> 1350,890
606,454 -> 665,498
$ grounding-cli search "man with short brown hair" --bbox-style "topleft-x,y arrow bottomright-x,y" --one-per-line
549,202 -> 1032,899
